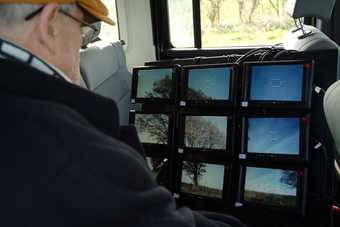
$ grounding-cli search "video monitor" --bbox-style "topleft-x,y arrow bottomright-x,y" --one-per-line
242,166 -> 301,208
147,157 -> 169,187
241,116 -> 309,161
183,115 -> 230,152
133,113 -> 170,145
131,66 -> 178,103
181,64 -> 236,107
181,161 -> 225,199
242,61 -> 314,109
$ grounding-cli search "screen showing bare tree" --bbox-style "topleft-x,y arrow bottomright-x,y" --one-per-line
244,167 -> 298,207
187,67 -> 231,101
135,114 -> 169,145
181,161 -> 225,198
137,68 -> 173,99
185,116 -> 227,150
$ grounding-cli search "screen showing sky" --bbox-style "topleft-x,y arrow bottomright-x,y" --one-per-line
181,162 -> 225,198
247,118 -> 300,155
249,64 -> 304,101
187,67 -> 231,100
244,167 -> 297,207
135,114 -> 169,145
185,116 -> 227,150
137,68 -> 173,98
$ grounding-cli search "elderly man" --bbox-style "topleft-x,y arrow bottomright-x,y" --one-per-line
0,1 -> 246,226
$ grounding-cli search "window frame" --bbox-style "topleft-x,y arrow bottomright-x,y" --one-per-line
150,0 -> 315,60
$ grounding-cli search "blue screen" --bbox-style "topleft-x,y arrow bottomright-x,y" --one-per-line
249,64 -> 304,101
187,67 -> 231,100
244,167 -> 298,207
247,118 -> 300,155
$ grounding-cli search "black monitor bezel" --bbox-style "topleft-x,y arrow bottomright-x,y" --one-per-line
237,164 -> 307,215
240,113 -> 310,163
180,63 -> 237,108
178,112 -> 234,159
129,111 -> 174,155
242,60 -> 314,109
131,65 -> 179,104
176,158 -> 232,203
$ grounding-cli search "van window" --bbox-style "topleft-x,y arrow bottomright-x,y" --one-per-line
168,0 -> 194,48
167,0 -> 294,48
99,0 -> 120,42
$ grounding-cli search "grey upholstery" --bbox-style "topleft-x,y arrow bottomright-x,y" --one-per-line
286,0 -> 336,21
283,0 -> 340,77
80,40 -> 131,125
324,80 -> 340,179
283,25 -> 340,51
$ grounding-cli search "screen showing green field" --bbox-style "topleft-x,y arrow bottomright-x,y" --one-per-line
185,116 -> 227,150
134,114 -> 169,145
181,161 -> 225,199
247,118 -> 300,155
244,167 -> 298,207
137,68 -> 173,99
187,67 -> 231,101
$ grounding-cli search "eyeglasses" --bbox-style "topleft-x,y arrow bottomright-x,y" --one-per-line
25,6 -> 99,37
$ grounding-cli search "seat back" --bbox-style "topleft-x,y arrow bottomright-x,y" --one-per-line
80,40 -> 131,125
283,0 -> 340,78
324,80 -> 340,179
286,0 -> 336,21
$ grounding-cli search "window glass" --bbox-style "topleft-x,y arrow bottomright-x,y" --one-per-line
200,0 -> 294,47
168,0 -> 195,48
99,0 -> 120,42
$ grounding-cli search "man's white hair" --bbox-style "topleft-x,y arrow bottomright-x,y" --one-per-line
0,3 -> 76,26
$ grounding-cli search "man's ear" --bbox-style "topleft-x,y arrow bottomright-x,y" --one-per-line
37,3 -> 59,54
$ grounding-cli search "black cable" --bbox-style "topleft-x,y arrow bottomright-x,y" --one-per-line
235,47 -> 272,64
313,85 -> 327,95
272,49 -> 298,60
311,136 -> 329,200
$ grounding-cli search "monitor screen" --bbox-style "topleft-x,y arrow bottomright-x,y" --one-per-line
185,116 -> 228,150
136,68 -> 173,99
134,114 -> 169,145
147,157 -> 169,186
181,161 -> 225,199
244,167 -> 298,207
247,118 -> 300,155
249,64 -> 304,102
187,67 -> 231,101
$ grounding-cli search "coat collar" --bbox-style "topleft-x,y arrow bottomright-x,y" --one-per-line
0,37 -> 72,83
0,59 -> 120,139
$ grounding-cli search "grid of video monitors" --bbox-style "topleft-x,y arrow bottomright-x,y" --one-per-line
180,64 -> 236,107
180,161 -> 226,199
241,116 -> 309,162
131,66 -> 178,104
238,166 -> 306,212
130,59 -> 313,214
242,60 -> 314,109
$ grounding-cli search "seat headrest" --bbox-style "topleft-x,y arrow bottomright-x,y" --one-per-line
285,0 -> 336,21
324,80 -> 340,179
